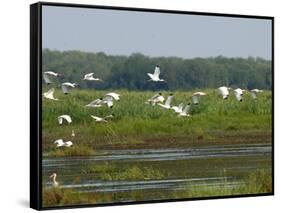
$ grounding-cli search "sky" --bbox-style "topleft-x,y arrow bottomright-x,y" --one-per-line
42,5 -> 272,60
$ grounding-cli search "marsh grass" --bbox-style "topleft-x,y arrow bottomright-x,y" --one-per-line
42,89 -> 272,154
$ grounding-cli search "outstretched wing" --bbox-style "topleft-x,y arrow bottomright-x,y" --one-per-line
192,95 -> 199,104
62,115 -> 72,123
43,73 -> 52,84
61,85 -> 69,94
165,95 -> 173,107
183,105 -> 191,114
153,66 -> 160,78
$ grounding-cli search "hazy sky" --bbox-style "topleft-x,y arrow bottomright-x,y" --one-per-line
42,5 -> 272,59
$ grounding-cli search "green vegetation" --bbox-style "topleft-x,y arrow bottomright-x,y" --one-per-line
43,49 -> 272,90
42,89 -> 272,155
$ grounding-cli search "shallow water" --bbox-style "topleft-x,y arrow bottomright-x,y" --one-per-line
43,143 -> 271,201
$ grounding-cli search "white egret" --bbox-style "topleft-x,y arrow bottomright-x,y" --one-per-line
146,93 -> 165,106
250,89 -> 263,100
83,73 -> 102,81
58,115 -> 72,125
54,139 -> 73,147
49,173 -> 59,187
178,104 -> 192,117
192,92 -> 207,104
90,114 -> 114,123
105,92 -> 120,101
43,88 -> 59,101
85,98 -> 103,108
147,66 -> 166,82
158,94 -> 173,109
234,88 -> 247,102
61,82 -> 78,94
71,130 -> 75,137
218,86 -> 231,100
172,103 -> 184,113
43,71 -> 61,85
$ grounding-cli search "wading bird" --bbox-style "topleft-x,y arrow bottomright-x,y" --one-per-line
90,114 -> 114,123
43,88 -> 59,101
85,98 -> 104,108
58,115 -> 72,125
192,92 -> 207,104
218,86 -> 231,100
158,94 -> 173,109
178,104 -> 192,117
54,139 -> 73,147
61,82 -> 78,94
83,73 -> 102,81
234,88 -> 247,102
49,173 -> 59,187
43,71 -> 61,85
147,65 -> 166,82
104,92 -> 120,101
172,103 -> 184,113
250,89 -> 263,100
71,130 -> 75,137
146,93 -> 165,106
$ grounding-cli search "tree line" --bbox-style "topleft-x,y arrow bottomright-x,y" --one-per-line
43,49 -> 272,91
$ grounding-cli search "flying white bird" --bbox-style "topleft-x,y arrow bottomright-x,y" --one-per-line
90,114 -> 114,123
192,92 -> 207,104
43,88 -> 59,101
85,98 -> 104,108
61,82 -> 78,94
102,96 -> 114,108
54,139 -> 73,147
105,92 -> 120,101
234,88 -> 247,102
147,66 -> 166,82
83,73 -> 102,81
49,173 -> 59,187
146,93 -> 165,106
218,86 -> 231,100
158,94 -> 173,109
172,103 -> 184,113
178,104 -> 192,117
58,115 -> 72,125
250,89 -> 263,100
43,71 -> 61,85
71,130 -> 75,137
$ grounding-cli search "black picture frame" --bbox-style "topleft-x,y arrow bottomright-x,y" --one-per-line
30,1 -> 274,210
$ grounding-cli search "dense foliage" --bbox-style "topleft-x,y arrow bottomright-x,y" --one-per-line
43,49 -> 272,90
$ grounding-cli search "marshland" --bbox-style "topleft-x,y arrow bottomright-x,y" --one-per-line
41,50 -> 272,207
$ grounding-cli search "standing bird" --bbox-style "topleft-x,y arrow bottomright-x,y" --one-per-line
158,94 -> 173,109
43,88 -> 59,101
90,114 -> 114,123
250,89 -> 263,100
58,115 -> 72,125
85,98 -> 104,108
146,93 -> 165,106
234,88 -> 247,102
192,92 -> 207,105
54,139 -> 73,147
71,130 -> 75,137
172,103 -> 184,113
178,104 -> 192,117
218,86 -> 231,100
61,82 -> 78,94
83,73 -> 102,81
43,71 -> 61,85
49,173 -> 59,187
147,66 -> 166,82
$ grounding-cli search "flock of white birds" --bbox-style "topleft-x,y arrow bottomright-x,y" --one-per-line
45,65 -> 264,187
